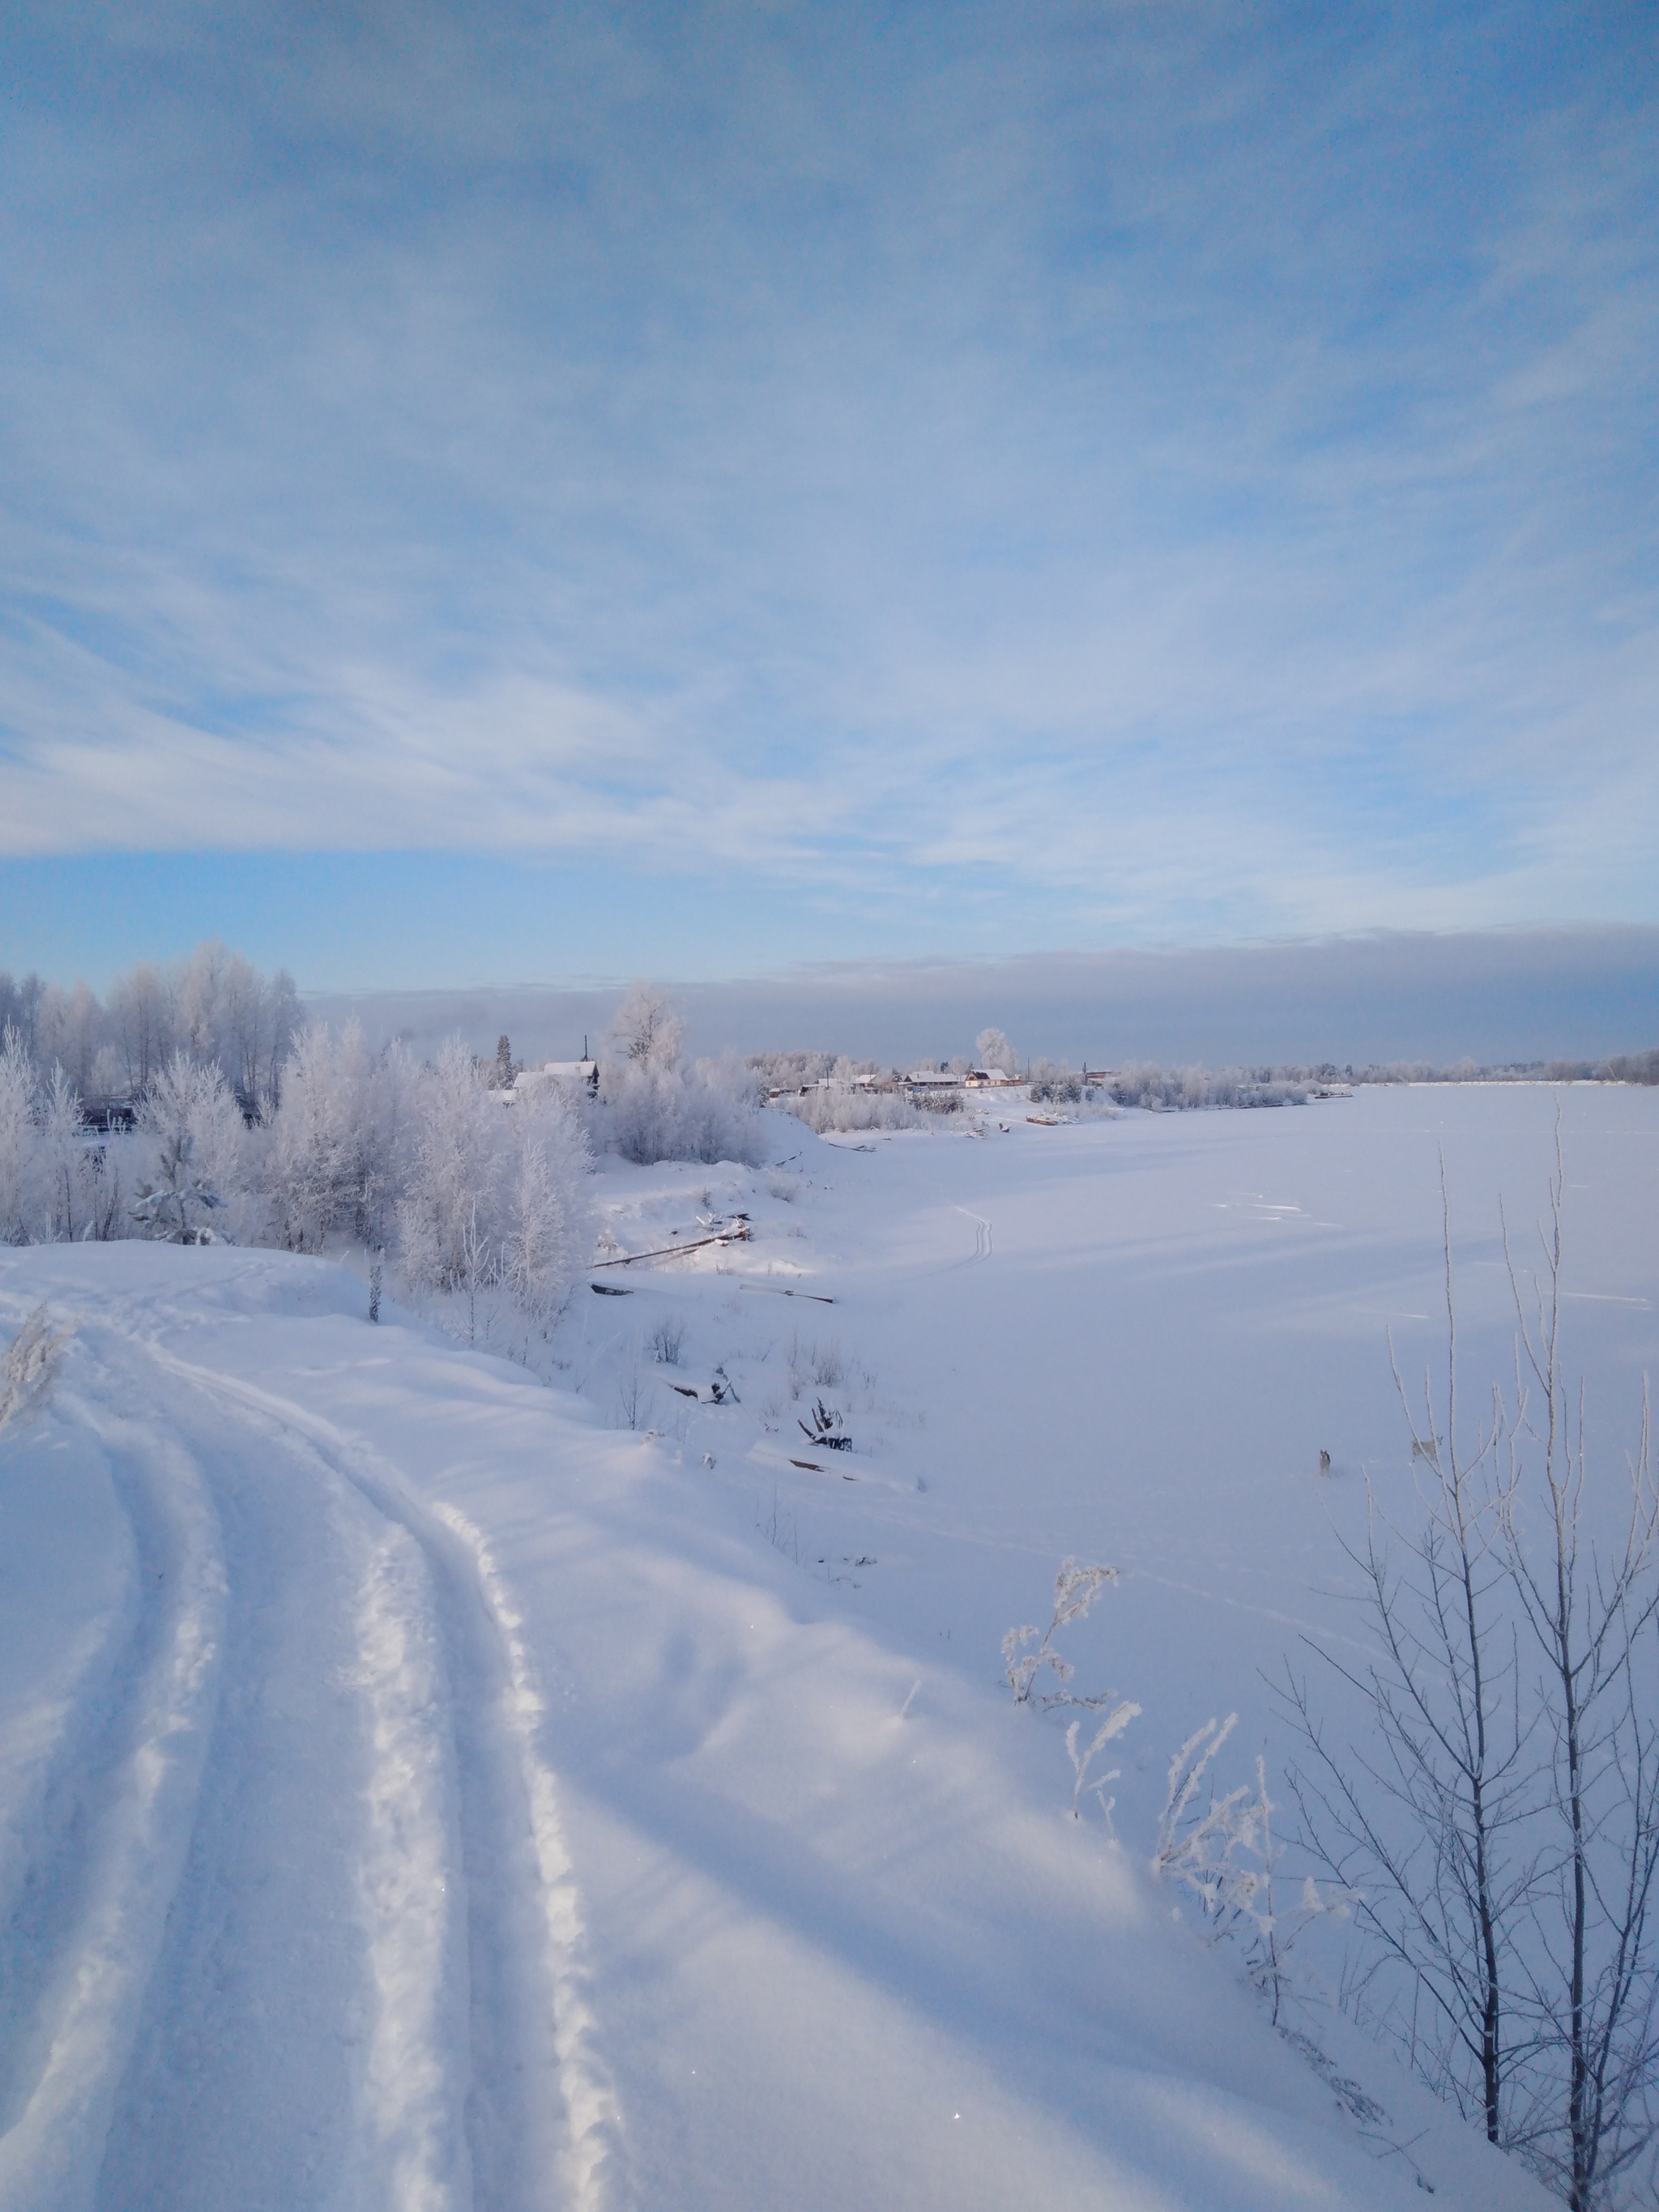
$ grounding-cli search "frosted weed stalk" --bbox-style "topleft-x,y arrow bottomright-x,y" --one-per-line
0,1304 -> 75,1435
1005,1561 -> 1346,2016
1004,1561 -> 1141,1821
1004,1559 -> 1129,1708
1154,1715 -> 1353,2022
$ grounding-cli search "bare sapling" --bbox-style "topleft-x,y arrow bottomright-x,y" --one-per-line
1495,1132 -> 1659,2210
1284,1129 -> 1659,2208
1283,1153 -> 1527,2142
649,1316 -> 686,1366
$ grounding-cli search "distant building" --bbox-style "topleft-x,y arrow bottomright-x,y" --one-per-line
505,1058 -> 599,1102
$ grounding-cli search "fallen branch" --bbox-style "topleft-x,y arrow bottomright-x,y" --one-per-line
591,1225 -> 752,1270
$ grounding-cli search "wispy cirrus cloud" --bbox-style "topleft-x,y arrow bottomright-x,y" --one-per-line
1,0 -> 1654,961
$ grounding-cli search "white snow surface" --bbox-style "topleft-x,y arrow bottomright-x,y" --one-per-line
4,1082 -> 1651,2210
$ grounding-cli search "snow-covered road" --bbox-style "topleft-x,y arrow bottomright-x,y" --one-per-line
0,1281 -> 621,2212
6,1085 -> 1637,2209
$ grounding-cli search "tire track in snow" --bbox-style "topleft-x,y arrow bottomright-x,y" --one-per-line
430,1502 -> 625,2212
349,1519 -> 474,2212
0,1394 -> 228,2212
128,1339 -> 628,2212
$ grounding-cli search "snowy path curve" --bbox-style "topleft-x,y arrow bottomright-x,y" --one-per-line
0,1315 -> 625,2212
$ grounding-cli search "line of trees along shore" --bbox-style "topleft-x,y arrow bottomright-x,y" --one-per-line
0,959 -> 767,1341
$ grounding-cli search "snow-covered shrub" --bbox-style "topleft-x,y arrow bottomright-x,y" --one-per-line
593,1054 -> 765,1166
589,988 -> 765,1166
649,1317 -> 686,1365
782,1086 -> 923,1134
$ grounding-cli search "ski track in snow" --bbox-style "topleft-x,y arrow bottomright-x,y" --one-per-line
0,1312 -> 625,2212
952,1204 -> 993,1263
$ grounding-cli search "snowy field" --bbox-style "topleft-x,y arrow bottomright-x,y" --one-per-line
3,1082 -> 1654,2211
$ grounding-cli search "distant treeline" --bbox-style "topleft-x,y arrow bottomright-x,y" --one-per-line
747,1044 -> 1659,1117
0,945 -> 301,1106
1103,1050 -> 1658,1110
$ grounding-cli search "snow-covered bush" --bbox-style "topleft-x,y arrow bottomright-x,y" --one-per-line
1005,1561 -> 1141,1826
589,987 -> 765,1166
783,1086 -> 923,1134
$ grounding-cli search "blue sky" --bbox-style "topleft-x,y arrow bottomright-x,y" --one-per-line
2,1 -> 1655,991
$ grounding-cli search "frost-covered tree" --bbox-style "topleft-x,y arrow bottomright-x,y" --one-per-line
0,974 -> 45,1062
36,982 -> 104,1097
398,1037 -> 590,1323
266,1021 -> 421,1254
133,1053 -> 247,1242
265,1023 -> 349,1251
0,1028 -> 44,1243
500,1084 -> 591,1322
608,982 -> 685,1070
37,1065 -> 103,1243
106,961 -> 173,1091
975,1028 -> 1017,1076
398,1038 -> 509,1294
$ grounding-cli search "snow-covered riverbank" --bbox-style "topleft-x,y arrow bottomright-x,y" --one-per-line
6,1083 -> 1652,2210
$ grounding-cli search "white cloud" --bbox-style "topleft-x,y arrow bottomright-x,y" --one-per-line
0,0 -> 1654,945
